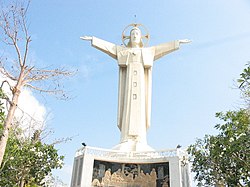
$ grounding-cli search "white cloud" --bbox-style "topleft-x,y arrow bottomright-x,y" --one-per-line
15,89 -> 47,137
0,75 -> 47,137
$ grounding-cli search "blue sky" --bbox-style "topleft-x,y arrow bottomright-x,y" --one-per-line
19,0 -> 250,185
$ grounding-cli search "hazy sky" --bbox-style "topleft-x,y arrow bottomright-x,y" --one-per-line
10,0 -> 250,185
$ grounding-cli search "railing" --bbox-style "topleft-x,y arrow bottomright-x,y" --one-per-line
75,146 -> 188,160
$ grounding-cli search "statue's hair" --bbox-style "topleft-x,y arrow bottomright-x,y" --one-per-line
127,27 -> 143,48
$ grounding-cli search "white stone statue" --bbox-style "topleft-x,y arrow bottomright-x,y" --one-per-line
81,24 -> 190,151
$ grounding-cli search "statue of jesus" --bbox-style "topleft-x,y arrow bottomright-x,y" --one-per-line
81,24 -> 190,151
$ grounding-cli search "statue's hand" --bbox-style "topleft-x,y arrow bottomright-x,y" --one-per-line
179,39 -> 191,44
80,36 -> 93,41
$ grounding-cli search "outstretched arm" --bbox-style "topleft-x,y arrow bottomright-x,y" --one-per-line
80,36 -> 117,59
153,39 -> 191,61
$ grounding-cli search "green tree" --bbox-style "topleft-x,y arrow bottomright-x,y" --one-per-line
188,109 -> 250,186
0,89 -> 66,187
0,127 -> 64,187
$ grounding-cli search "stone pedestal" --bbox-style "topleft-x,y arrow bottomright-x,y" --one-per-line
70,146 -> 191,187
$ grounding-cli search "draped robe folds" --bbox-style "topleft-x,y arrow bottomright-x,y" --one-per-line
91,37 -> 180,144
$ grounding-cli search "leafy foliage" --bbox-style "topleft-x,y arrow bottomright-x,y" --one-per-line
238,62 -> 250,102
0,128 -> 64,187
188,109 -> 250,186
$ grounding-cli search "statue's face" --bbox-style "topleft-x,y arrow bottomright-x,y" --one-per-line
130,29 -> 141,45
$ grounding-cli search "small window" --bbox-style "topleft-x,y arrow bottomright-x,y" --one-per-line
133,94 -> 137,100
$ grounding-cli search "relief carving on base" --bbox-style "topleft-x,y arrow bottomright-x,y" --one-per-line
92,168 -> 159,187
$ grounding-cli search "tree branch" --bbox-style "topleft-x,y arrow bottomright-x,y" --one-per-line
0,67 -> 17,81
25,83 -> 64,95
25,68 -> 74,82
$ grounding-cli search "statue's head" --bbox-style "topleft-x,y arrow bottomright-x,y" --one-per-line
127,27 -> 143,48
122,24 -> 149,47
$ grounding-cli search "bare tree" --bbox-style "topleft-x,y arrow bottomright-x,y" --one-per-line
0,0 -> 74,166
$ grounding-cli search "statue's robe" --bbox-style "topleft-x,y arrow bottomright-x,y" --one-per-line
91,37 -> 180,143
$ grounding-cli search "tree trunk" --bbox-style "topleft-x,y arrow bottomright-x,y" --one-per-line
0,82 -> 22,166
20,177 -> 25,187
